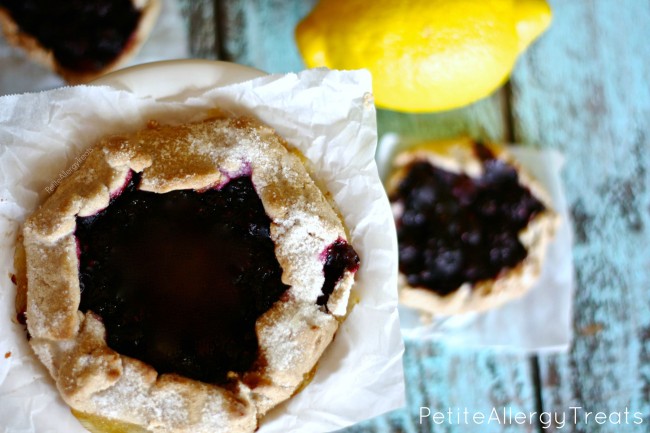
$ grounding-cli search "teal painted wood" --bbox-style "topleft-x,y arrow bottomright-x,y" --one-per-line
177,0 -> 218,58
342,341 -> 539,433
217,0 -> 318,73
510,0 -> 650,431
376,91 -> 508,142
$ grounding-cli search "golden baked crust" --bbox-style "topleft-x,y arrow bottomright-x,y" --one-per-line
387,137 -> 558,316
0,0 -> 160,84
16,115 -> 356,432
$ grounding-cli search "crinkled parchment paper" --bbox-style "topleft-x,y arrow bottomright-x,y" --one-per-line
378,134 -> 574,353
0,0 -> 188,96
0,69 -> 405,432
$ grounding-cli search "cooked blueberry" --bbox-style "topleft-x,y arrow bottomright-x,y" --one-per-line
401,209 -> 427,227
406,273 -> 420,287
477,196 -> 498,217
482,159 -> 518,185
399,245 -> 420,265
390,143 -> 544,296
461,229 -> 481,245
452,176 -> 478,205
409,185 -> 437,209
317,240 -> 359,308
434,250 -> 463,276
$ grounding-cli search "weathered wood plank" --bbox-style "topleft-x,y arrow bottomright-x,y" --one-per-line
376,90 -> 509,142
344,341 -> 539,433
216,0 -> 318,73
177,0 -> 219,58
510,0 -> 650,431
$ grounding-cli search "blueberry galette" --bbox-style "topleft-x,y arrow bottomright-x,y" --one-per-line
14,115 -> 359,432
388,137 -> 557,316
0,0 -> 160,83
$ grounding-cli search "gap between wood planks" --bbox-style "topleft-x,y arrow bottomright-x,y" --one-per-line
505,79 -> 546,433
530,356 -> 546,433
214,0 -> 228,62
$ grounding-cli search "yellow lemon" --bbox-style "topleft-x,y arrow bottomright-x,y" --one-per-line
296,0 -> 551,113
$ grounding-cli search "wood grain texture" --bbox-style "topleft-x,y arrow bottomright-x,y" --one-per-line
510,0 -> 650,431
343,341 -> 539,433
376,90 -> 509,142
217,0 -> 317,73
177,0 -> 218,58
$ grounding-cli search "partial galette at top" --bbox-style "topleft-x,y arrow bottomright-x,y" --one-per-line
0,0 -> 160,82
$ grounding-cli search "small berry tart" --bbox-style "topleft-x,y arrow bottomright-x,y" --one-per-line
387,137 -> 557,316
0,0 -> 160,83
14,115 -> 359,433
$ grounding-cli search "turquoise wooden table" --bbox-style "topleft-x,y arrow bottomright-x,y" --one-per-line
170,0 -> 650,432
0,0 -> 639,431
0,0 -> 647,431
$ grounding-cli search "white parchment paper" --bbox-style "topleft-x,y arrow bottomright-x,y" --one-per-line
0,69 -> 405,432
378,134 -> 574,353
0,0 -> 188,96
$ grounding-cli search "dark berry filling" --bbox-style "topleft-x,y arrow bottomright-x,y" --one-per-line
75,173 -> 289,384
0,0 -> 141,72
391,143 -> 545,296
317,239 -> 360,308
